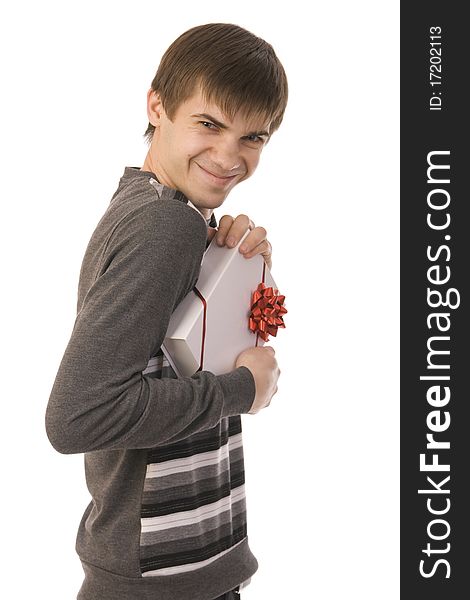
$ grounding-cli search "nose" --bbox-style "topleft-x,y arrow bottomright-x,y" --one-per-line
210,137 -> 242,175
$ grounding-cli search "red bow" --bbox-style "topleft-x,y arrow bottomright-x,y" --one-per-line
248,282 -> 287,342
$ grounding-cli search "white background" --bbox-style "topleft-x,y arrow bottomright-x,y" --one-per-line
1,1 -> 399,598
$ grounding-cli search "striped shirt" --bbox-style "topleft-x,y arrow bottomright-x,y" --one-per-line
140,349 -> 250,577
45,166 -> 258,600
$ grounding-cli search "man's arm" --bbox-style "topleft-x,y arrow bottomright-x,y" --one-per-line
45,199 -> 255,454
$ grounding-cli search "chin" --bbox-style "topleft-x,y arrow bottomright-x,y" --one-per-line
190,189 -> 230,209
210,191 -> 232,208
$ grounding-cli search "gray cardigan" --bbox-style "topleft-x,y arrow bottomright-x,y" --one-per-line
45,166 -> 258,600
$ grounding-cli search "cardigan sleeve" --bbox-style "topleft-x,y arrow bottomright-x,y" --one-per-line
45,198 -> 255,454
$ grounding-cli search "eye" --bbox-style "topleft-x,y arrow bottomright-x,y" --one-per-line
244,134 -> 265,144
200,121 -> 217,130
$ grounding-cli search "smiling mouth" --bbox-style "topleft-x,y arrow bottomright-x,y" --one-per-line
196,163 -> 241,183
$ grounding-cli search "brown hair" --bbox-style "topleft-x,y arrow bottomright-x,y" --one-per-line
143,23 -> 288,145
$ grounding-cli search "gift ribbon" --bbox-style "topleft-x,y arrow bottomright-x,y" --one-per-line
193,286 -> 207,372
249,261 -> 287,344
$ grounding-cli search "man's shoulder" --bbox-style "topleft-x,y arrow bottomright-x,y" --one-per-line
79,169 -> 208,284
101,169 -> 208,248
77,171 -> 209,310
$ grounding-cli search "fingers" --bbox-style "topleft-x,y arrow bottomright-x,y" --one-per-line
215,214 -> 235,246
214,214 -> 272,267
216,214 -> 257,248
240,238 -> 272,259
239,237 -> 272,270
238,225 -> 267,260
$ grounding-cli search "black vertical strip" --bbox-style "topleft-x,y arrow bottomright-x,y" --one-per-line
401,4 -> 468,598
208,211 -> 218,229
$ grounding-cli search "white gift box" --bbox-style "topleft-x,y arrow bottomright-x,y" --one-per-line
162,228 -> 286,377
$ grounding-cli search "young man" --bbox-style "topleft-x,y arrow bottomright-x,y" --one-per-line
45,23 -> 288,600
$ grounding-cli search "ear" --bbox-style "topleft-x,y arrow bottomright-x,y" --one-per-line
146,89 -> 165,128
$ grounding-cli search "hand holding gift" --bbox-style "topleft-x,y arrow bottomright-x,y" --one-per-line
208,213 -> 273,270
235,345 -> 280,414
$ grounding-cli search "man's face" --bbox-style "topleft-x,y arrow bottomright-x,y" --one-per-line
144,86 -> 270,213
